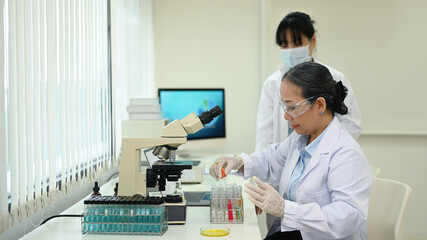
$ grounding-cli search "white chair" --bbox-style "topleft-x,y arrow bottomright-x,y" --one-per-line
367,178 -> 412,240
370,165 -> 381,178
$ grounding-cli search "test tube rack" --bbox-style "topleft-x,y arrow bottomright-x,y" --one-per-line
82,195 -> 168,235
210,184 -> 244,224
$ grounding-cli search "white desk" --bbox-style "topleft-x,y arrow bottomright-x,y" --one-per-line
21,156 -> 261,240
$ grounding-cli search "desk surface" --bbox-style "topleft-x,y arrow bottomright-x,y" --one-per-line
21,156 -> 261,240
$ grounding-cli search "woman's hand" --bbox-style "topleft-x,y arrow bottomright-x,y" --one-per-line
209,155 -> 244,181
245,176 -> 285,217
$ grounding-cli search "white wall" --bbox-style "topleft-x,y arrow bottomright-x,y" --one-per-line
153,0 -> 261,154
153,1 -> 427,239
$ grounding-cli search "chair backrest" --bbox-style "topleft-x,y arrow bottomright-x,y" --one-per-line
367,178 -> 412,240
370,165 -> 381,178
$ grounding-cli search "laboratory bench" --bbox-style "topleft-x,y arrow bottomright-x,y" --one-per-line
20,156 -> 261,240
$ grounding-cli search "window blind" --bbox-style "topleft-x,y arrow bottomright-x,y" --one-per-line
0,0 -> 113,233
1,0 -> 154,235
1,0 -> 8,234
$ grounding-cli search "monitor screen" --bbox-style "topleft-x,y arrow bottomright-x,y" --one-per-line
158,88 -> 226,140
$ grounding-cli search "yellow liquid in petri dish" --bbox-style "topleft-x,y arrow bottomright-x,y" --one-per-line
200,228 -> 230,237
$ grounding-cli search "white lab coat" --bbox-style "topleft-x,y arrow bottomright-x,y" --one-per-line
243,117 -> 373,240
255,62 -> 362,152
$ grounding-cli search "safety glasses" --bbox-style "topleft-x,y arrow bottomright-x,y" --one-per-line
279,96 -> 318,118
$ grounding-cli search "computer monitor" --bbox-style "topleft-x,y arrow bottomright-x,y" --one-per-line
158,88 -> 226,141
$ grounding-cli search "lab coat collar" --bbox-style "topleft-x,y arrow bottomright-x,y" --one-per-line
297,116 -> 341,182
314,116 -> 341,154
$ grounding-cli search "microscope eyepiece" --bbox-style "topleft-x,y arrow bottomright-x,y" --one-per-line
198,105 -> 223,125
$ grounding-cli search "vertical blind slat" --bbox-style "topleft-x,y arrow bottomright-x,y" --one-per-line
93,0 -> 97,175
84,0 -> 91,178
107,0 -> 112,165
40,0 -> 48,198
99,0 -> 103,171
81,0 -> 87,179
46,0 -> 57,192
104,0 -> 108,165
86,0 -> 92,179
91,0 -> 96,172
92,0 -> 97,175
24,0 -> 35,202
103,0 -> 108,166
97,0 -> 103,170
16,0 -> 28,205
32,0 -> 42,199
102,0 -> 109,166
64,0 -> 71,187
59,0 -> 66,190
8,0 -> 19,209
0,0 -> 8,216
89,0 -> 94,178
69,0 -> 77,185
76,0 -> 82,183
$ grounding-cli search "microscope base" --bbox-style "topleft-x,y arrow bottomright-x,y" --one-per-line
165,200 -> 187,225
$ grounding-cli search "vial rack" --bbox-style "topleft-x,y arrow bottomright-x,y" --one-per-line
210,184 -> 244,224
82,195 -> 168,235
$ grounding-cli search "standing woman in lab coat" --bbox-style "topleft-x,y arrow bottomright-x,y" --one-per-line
210,62 -> 373,240
256,11 -> 362,150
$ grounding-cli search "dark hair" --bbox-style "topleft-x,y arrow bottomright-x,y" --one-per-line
282,62 -> 348,115
276,12 -> 315,47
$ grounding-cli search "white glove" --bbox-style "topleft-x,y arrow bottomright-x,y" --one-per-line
245,176 -> 285,217
209,155 -> 244,181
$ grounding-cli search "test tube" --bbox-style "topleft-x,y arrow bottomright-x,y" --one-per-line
103,199 -> 109,232
211,185 -> 218,222
218,187 -> 224,222
93,199 -> 99,232
84,199 -> 92,232
156,207 -> 160,233
125,198 -> 131,232
119,198 -> 125,232
147,206 -> 152,232
237,186 -> 243,221
136,199 -> 142,232
113,198 -> 120,232
226,188 -> 233,221
130,205 -> 134,232
142,204 -> 147,232
231,184 -> 237,221
214,186 -> 220,222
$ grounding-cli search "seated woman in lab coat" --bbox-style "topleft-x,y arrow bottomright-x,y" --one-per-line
210,62 -> 373,240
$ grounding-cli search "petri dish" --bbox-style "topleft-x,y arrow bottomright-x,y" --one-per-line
200,227 -> 230,237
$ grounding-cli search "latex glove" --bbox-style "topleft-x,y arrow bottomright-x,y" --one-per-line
209,155 -> 244,181
245,176 -> 285,218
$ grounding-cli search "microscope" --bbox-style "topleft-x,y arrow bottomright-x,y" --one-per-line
118,105 -> 223,223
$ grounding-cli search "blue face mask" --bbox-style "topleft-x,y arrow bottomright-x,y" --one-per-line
280,44 -> 311,68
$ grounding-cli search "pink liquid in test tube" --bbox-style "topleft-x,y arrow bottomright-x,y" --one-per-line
227,199 -> 233,220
